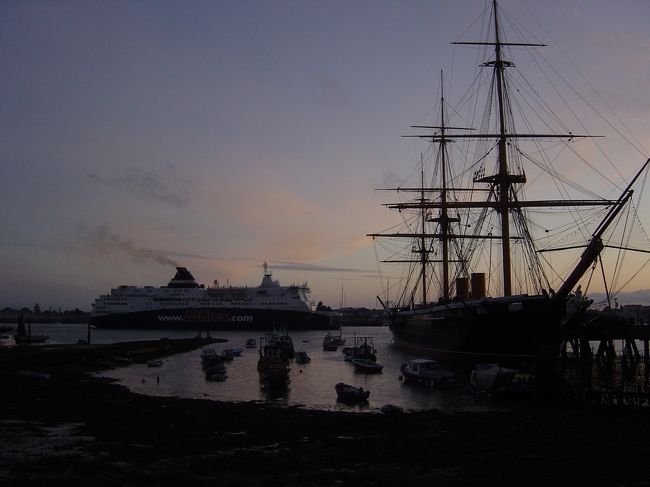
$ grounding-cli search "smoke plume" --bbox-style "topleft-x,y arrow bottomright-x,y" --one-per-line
77,223 -> 179,267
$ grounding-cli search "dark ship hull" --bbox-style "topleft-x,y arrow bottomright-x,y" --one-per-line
389,295 -> 566,369
91,307 -> 335,330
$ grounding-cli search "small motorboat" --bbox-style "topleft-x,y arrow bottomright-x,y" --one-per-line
201,347 -> 219,362
258,340 -> 290,387
15,334 -> 49,344
206,370 -> 228,381
201,348 -> 228,369
220,349 -> 235,362
322,334 -> 338,351
277,335 -> 295,359
343,337 -> 377,362
294,351 -> 311,364
224,347 -> 244,357
335,382 -> 370,403
205,362 -> 227,381
205,361 -> 226,374
0,334 -> 16,348
470,363 -> 535,399
245,338 -> 257,348
380,404 -> 403,415
147,359 -> 164,368
351,358 -> 383,374
330,333 -> 346,346
400,359 -> 457,387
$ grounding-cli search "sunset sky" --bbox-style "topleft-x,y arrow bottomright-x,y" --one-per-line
2,0 -> 650,311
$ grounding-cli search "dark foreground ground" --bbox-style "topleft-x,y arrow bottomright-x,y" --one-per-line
2,347 -> 650,486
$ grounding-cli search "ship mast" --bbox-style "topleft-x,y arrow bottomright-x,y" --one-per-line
431,71 -> 455,299
493,0 -> 513,296
415,73 -> 455,304
419,157 -> 427,304
450,0 -> 561,297
370,0 -> 615,305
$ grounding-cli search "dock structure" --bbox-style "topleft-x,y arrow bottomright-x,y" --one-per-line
563,323 -> 650,370
560,320 -> 650,407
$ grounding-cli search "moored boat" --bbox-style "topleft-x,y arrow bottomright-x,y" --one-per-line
0,334 -> 16,348
470,363 -> 535,398
206,371 -> 227,382
351,358 -> 383,374
322,334 -> 338,351
342,336 -> 377,362
201,348 -> 233,369
400,359 -> 457,387
334,382 -> 370,403
258,334 -> 290,387
224,347 -> 244,357
294,351 -> 311,364
14,318 -> 49,344
205,363 -> 228,381
15,333 -> 49,344
330,332 -> 345,346
200,347 -> 220,363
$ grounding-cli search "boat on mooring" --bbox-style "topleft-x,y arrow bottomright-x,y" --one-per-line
399,359 -> 457,387
205,362 -> 228,382
294,351 -> 311,364
257,333 -> 291,388
342,336 -> 377,362
369,0 -> 650,370
470,363 -> 535,399
351,358 -> 383,374
322,334 -> 338,351
0,334 -> 16,348
335,383 -> 370,403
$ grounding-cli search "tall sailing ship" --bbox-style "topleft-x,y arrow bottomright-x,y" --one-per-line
370,1 -> 650,369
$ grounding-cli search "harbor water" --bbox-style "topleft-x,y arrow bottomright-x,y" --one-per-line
11,322 -> 495,413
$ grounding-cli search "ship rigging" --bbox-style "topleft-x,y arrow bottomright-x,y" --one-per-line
369,0 -> 650,367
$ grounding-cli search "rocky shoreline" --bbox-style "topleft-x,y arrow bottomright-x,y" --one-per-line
2,341 -> 650,485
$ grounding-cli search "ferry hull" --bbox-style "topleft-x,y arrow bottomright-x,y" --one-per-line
389,295 -> 566,370
91,308 -> 336,330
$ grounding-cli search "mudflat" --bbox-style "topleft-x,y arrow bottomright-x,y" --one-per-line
2,369 -> 650,487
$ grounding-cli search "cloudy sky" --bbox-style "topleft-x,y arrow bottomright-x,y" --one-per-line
2,0 -> 650,310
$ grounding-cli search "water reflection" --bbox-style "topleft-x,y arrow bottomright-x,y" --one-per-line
17,323 -> 495,412
96,327 -> 492,412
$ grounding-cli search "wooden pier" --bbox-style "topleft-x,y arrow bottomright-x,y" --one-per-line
561,321 -> 650,407
564,322 -> 650,368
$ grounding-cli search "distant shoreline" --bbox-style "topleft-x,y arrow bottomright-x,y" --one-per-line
0,318 -> 89,325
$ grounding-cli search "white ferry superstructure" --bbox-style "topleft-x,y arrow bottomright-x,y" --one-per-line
91,263 -> 334,330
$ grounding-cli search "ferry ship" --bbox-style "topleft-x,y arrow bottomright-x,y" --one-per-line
91,263 -> 335,330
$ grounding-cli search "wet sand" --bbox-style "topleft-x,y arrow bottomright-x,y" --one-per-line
2,344 -> 650,486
